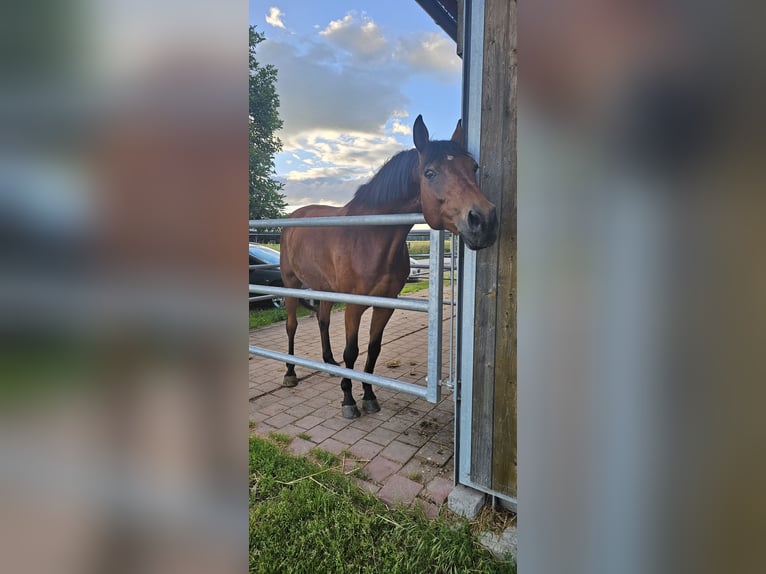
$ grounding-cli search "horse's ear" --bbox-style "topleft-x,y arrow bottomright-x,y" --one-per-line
451,119 -> 464,144
413,115 -> 429,152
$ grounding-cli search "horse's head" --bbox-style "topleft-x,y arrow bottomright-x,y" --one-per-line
413,115 -> 498,250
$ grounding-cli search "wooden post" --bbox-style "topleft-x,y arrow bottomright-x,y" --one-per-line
469,0 -> 517,497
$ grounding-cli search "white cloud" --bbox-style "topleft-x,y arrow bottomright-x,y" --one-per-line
320,13 -> 388,62
258,39 -> 409,140
278,129 -> 407,206
396,32 -> 461,80
265,7 -> 286,29
391,119 -> 411,135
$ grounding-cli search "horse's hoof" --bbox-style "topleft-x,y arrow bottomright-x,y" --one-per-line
362,399 -> 380,414
342,405 -> 361,419
282,375 -> 299,388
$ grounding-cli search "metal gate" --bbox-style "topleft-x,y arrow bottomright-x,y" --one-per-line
248,213 -> 451,404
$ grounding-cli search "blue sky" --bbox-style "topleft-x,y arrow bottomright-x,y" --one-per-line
250,1 -> 462,209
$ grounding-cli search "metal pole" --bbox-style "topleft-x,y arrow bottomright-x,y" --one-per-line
248,284 -> 429,313
248,346 -> 428,399
457,0 -> 485,490
249,213 -> 425,229
426,229 -> 445,403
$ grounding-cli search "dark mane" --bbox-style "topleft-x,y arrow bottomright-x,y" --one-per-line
346,140 -> 472,210
347,149 -> 419,209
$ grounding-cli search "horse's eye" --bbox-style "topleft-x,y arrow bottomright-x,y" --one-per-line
424,168 -> 436,179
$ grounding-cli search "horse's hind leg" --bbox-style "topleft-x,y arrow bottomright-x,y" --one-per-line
283,296 -> 299,387
317,300 -> 338,365
361,306 -> 395,413
339,304 -> 367,419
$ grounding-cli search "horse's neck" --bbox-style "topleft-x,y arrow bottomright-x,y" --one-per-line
341,189 -> 421,217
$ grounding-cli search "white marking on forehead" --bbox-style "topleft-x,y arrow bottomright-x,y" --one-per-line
446,155 -> 454,161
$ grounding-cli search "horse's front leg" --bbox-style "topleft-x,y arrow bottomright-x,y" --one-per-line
339,304 -> 367,419
360,306 -> 395,413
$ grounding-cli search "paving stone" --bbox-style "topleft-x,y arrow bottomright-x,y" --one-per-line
274,424 -> 302,438
332,426 -> 368,445
365,426 -> 400,447
350,415 -> 383,432
294,414 -> 326,430
302,424 -> 335,444
248,408 -> 269,423
379,440 -> 419,464
363,456 -> 402,483
425,477 -> 454,506
378,474 -> 423,506
317,437 -> 350,456
253,401 -> 285,417
349,439 -> 384,461
415,442 -> 453,467
399,458 -> 442,486
286,404 -> 315,419
322,416 -> 354,431
279,394 -> 307,407
264,412 -> 297,429
287,437 -> 314,456
397,428 -> 431,448
381,417 -> 414,433
432,429 -> 454,446
270,387 -> 294,398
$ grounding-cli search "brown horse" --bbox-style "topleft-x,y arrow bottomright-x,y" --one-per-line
280,115 -> 498,418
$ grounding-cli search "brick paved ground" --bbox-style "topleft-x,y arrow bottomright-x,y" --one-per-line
249,289 -> 455,517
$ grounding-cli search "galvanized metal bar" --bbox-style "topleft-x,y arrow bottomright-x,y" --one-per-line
448,232 -> 457,391
248,284 -> 429,312
249,213 -> 425,229
248,346 -> 428,399
426,229 -> 445,403
457,0 -> 485,489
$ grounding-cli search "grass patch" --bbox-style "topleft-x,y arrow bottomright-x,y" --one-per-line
310,447 -> 340,467
249,305 -> 312,330
296,432 -> 312,441
400,280 -> 429,295
250,436 -> 515,573
407,240 -> 452,256
267,432 -> 293,447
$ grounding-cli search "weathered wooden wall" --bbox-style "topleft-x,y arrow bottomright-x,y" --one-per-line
469,0 -> 517,497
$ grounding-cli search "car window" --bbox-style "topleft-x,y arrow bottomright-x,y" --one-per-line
248,244 -> 280,265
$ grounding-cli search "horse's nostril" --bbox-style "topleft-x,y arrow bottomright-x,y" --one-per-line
467,209 -> 482,232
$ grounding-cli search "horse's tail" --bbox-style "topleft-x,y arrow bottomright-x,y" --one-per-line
298,298 -> 318,313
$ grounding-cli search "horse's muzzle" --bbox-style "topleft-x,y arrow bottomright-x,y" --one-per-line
461,206 -> 498,250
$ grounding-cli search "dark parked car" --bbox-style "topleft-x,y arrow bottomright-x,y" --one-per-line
249,244 -> 283,308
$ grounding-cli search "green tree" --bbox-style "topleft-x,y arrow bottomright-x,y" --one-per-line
250,26 -> 286,220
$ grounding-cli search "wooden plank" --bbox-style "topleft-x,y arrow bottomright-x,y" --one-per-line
487,0 -> 517,496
